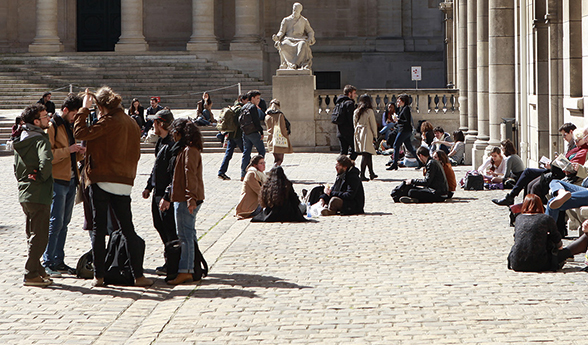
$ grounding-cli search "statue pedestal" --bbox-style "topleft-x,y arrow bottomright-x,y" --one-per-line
272,69 -> 319,150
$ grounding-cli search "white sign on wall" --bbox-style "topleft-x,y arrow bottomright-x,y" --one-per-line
411,66 -> 422,81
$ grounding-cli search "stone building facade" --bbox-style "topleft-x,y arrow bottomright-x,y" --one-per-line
445,0 -> 588,167
0,0 -> 447,89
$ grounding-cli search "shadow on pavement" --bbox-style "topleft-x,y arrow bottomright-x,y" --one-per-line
201,273 -> 312,289
291,180 -> 327,185
444,197 -> 478,203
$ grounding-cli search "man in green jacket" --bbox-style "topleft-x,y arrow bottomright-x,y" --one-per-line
14,104 -> 54,287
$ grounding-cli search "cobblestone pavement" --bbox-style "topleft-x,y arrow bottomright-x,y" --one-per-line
1,152 -> 588,344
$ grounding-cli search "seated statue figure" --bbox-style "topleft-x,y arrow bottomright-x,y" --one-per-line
272,2 -> 316,70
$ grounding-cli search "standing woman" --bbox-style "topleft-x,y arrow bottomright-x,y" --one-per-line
168,119 -> 205,285
353,94 -> 378,181
128,98 -> 145,129
389,94 -> 419,170
265,99 -> 293,167
236,155 -> 267,219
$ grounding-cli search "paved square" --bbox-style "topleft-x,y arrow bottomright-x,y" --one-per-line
1,152 -> 587,344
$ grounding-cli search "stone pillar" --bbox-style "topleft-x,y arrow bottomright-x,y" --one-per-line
230,0 -> 260,50
547,0 -> 563,156
534,2 -> 551,158
115,0 -> 149,52
457,0 -> 469,132
29,0 -> 64,52
187,0 -> 218,51
439,2 -> 454,87
473,0 -> 489,168
466,0 -> 478,144
488,0 -> 515,146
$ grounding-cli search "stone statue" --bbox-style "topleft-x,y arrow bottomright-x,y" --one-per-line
272,2 -> 316,70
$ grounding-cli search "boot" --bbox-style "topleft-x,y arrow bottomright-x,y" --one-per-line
492,194 -> 514,206
167,273 -> 193,285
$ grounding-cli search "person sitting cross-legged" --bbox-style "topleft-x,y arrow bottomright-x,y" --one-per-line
316,155 -> 365,216
400,146 -> 449,204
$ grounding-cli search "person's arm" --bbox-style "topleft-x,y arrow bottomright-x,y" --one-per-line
570,148 -> 587,165
184,148 -> 204,213
245,172 -> 263,197
47,125 -> 70,164
73,108 -> 109,141
35,139 -> 53,182
331,175 -> 359,201
272,18 -> 287,42
368,110 -> 378,141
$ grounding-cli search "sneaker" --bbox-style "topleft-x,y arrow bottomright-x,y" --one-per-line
45,267 -> 62,278
320,208 -> 336,216
24,276 -> 53,287
52,263 -> 76,274
549,191 -> 572,210
399,196 -> 419,204
155,265 -> 167,276
218,173 -> 231,180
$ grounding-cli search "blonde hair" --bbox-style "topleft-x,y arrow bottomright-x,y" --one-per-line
91,86 -> 123,111
268,99 -> 281,112
573,128 -> 588,141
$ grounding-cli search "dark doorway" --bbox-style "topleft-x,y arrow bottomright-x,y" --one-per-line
314,71 -> 341,90
77,0 -> 121,52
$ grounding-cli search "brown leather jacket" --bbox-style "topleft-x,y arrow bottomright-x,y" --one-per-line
171,146 -> 205,207
47,116 -> 83,182
73,107 -> 141,185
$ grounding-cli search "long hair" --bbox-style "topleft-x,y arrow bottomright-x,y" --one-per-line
128,98 -> 141,113
169,118 -> 190,147
260,166 -> 291,208
184,121 -> 203,150
501,139 -> 516,156
90,86 -> 123,111
385,102 -> 396,122
489,146 -> 502,169
355,94 -> 373,120
521,194 -> 544,214
420,121 -> 433,134
434,150 -> 450,165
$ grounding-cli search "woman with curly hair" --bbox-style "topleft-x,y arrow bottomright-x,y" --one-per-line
252,166 -> 306,222
167,119 -> 206,285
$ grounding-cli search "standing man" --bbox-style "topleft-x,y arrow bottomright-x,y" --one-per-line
43,94 -> 86,277
14,104 -> 54,287
37,91 -> 56,114
240,90 -> 266,181
217,94 -> 245,180
334,85 -> 358,160
144,96 -> 163,136
142,108 -> 177,275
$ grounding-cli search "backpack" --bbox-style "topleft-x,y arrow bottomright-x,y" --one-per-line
216,105 -> 240,132
76,250 -> 94,279
331,101 -> 345,125
164,239 -> 208,283
239,104 -> 258,135
390,181 -> 413,202
463,171 -> 484,190
104,230 -> 146,286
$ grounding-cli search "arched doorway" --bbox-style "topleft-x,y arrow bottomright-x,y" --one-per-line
77,0 -> 121,51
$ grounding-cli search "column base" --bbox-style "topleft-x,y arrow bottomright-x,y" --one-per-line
28,43 -> 64,53
186,41 -> 218,51
472,139 -> 490,169
115,42 -> 149,52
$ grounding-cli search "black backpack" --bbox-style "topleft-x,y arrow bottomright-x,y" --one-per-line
331,102 -> 345,125
164,239 -> 208,282
390,181 -> 413,203
463,172 -> 484,190
104,230 -> 145,286
239,104 -> 258,135
76,250 -> 94,279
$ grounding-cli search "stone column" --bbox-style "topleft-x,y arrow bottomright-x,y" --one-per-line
534,2 -> 550,157
488,0 -> 515,146
187,0 -> 218,51
230,0 -> 260,50
457,0 -> 469,132
29,0 -> 64,52
547,0 -> 563,157
439,2 -> 454,87
473,0 -> 489,168
115,0 -> 149,52
467,0 -> 478,141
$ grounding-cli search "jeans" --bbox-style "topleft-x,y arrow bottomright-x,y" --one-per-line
90,184 -> 144,279
174,201 -> 202,273
241,132 -> 266,178
545,186 -> 588,222
21,202 -> 51,279
549,179 -> 586,195
392,130 -> 417,166
218,137 -> 244,176
43,179 -> 77,268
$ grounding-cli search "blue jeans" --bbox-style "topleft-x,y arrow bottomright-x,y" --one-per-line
174,201 -> 202,273
545,181 -> 588,222
241,132 -> 266,178
392,130 -> 417,166
218,137 -> 244,176
549,179 -> 586,195
43,179 -> 77,268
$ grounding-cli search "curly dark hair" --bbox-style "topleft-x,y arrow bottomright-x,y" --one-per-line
170,118 -> 203,149
260,166 -> 292,209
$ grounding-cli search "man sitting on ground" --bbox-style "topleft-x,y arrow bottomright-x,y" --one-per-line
317,155 -> 365,216
400,146 -> 449,203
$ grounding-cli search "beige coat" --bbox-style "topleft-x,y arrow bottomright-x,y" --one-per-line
353,108 -> 377,155
235,168 -> 267,219
265,110 -> 293,154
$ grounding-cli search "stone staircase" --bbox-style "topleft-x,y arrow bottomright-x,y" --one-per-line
0,52 -> 272,110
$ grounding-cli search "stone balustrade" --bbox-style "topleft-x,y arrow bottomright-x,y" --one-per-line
314,88 -> 460,150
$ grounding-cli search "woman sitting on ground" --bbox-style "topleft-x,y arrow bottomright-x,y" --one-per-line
433,150 -> 456,198
508,194 -> 569,272
195,92 -> 216,126
252,166 -> 306,222
500,139 -> 525,184
236,155 -> 267,219
477,146 -> 506,183
440,130 -> 465,165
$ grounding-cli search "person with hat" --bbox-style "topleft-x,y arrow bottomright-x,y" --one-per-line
142,108 -> 178,275
144,96 -> 163,136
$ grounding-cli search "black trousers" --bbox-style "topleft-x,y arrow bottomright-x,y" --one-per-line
90,184 -> 144,279
152,194 -> 178,245
408,187 -> 445,203
338,136 -> 358,160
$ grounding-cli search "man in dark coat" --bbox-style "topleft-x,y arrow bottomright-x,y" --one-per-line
400,146 -> 449,203
318,155 -> 365,215
37,91 -> 56,114
334,85 -> 358,160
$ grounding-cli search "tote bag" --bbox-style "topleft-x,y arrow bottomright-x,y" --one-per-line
273,114 -> 289,148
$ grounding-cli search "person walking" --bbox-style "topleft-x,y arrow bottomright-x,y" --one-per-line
353,94 -> 378,181
388,94 -> 419,170
264,99 -> 293,167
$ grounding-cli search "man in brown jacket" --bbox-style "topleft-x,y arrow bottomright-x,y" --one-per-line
43,94 -> 85,278
73,87 -> 152,288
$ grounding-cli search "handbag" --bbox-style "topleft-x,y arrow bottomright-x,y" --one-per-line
272,114 -> 289,148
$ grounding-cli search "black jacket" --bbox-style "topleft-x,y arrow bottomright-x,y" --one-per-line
325,166 -> 365,215
241,102 -> 264,136
334,95 -> 356,139
251,185 -> 306,223
37,98 -> 56,114
396,104 -> 413,133
411,158 -> 448,194
145,133 -> 175,196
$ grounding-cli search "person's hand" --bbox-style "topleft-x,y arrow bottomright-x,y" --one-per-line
78,146 -> 86,154
28,170 -> 38,181
324,186 -> 331,195
572,162 -> 580,171
545,162 -> 551,170
69,144 -> 79,153
142,189 -> 150,199
405,179 -> 412,185
188,203 -> 198,214
272,34 -> 279,42
159,198 -> 170,211
83,88 -> 92,109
